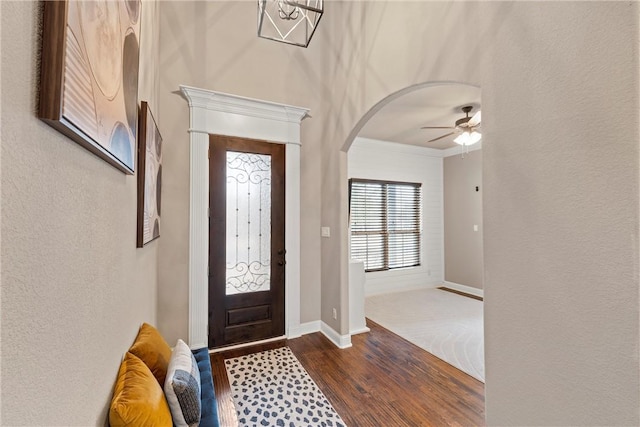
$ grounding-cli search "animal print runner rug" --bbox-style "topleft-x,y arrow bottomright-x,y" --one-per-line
225,347 -> 347,427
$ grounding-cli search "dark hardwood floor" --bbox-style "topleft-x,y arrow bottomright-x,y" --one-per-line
211,319 -> 485,426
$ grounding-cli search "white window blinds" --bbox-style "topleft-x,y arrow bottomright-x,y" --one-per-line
349,179 -> 422,272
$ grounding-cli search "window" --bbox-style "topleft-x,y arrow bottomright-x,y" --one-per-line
349,179 -> 422,272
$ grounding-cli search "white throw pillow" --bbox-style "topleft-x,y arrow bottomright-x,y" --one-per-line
164,339 -> 201,427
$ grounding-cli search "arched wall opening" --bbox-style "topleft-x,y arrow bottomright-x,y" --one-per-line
342,81 -> 485,383
342,81 -> 480,152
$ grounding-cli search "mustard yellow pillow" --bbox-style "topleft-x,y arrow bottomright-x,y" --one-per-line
128,323 -> 172,386
109,352 -> 172,427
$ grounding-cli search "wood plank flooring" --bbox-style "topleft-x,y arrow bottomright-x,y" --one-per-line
210,319 -> 485,426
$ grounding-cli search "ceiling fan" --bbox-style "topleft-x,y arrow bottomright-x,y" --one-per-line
421,105 -> 482,145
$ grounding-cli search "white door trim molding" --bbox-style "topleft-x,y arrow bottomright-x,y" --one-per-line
180,85 -> 309,349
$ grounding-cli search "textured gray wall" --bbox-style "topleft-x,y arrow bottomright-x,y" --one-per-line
481,3 -> 639,424
1,1 -> 160,424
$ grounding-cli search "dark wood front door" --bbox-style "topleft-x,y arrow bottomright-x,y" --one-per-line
208,135 -> 286,349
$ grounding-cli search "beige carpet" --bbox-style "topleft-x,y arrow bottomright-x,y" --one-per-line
366,287 -> 484,382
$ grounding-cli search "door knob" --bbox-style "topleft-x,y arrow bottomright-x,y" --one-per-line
278,260 -> 286,266
278,249 -> 286,255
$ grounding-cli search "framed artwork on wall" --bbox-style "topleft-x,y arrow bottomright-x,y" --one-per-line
137,101 -> 162,247
38,0 -> 141,174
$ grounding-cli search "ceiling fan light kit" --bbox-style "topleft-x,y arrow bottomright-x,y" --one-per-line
454,130 -> 482,146
422,105 -> 482,147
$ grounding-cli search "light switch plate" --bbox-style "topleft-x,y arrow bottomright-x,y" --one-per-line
321,226 -> 331,238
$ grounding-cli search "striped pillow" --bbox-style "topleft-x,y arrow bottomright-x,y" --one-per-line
164,339 -> 202,427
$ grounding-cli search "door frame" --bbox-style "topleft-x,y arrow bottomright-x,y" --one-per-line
208,136 -> 286,348
180,85 -> 309,350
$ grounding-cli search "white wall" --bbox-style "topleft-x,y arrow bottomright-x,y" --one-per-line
348,138 -> 443,295
1,1 -> 160,425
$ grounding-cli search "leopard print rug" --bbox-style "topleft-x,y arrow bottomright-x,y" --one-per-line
225,347 -> 347,427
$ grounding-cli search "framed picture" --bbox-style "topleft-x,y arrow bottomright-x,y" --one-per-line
38,0 -> 141,174
137,101 -> 162,247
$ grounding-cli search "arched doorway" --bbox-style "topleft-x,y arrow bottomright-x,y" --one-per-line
345,81 -> 485,382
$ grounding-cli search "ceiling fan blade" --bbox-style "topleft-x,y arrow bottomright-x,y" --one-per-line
421,126 -> 455,129
468,110 -> 482,127
428,132 -> 455,143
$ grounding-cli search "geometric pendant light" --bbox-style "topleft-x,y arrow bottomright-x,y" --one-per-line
258,0 -> 324,47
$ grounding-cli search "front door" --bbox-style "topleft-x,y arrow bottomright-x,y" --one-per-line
208,135 -> 286,349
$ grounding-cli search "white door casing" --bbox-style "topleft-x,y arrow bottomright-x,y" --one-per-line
180,85 -> 308,349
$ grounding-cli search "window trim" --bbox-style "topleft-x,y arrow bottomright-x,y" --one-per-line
349,178 -> 422,273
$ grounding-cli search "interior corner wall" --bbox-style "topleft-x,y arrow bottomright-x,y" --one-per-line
320,147 -> 349,334
1,1 -> 160,425
347,138 -> 444,295
443,149 -> 483,289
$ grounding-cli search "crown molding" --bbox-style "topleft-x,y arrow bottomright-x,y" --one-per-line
353,136 -> 482,158
179,85 -> 310,124
353,137 -> 445,158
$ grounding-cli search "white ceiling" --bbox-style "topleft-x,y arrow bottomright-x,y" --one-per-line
358,84 -> 481,150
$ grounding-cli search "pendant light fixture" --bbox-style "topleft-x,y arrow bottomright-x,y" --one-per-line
258,0 -> 324,47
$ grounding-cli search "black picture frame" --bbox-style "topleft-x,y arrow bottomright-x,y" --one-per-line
137,101 -> 162,247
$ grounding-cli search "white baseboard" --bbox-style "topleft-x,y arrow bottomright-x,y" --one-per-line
320,322 -> 352,349
204,320 -> 355,352
288,321 -> 321,339
292,320 -> 366,346
442,281 -> 484,298
349,326 -> 370,335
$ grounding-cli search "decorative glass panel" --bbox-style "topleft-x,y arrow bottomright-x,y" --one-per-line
226,151 -> 271,295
